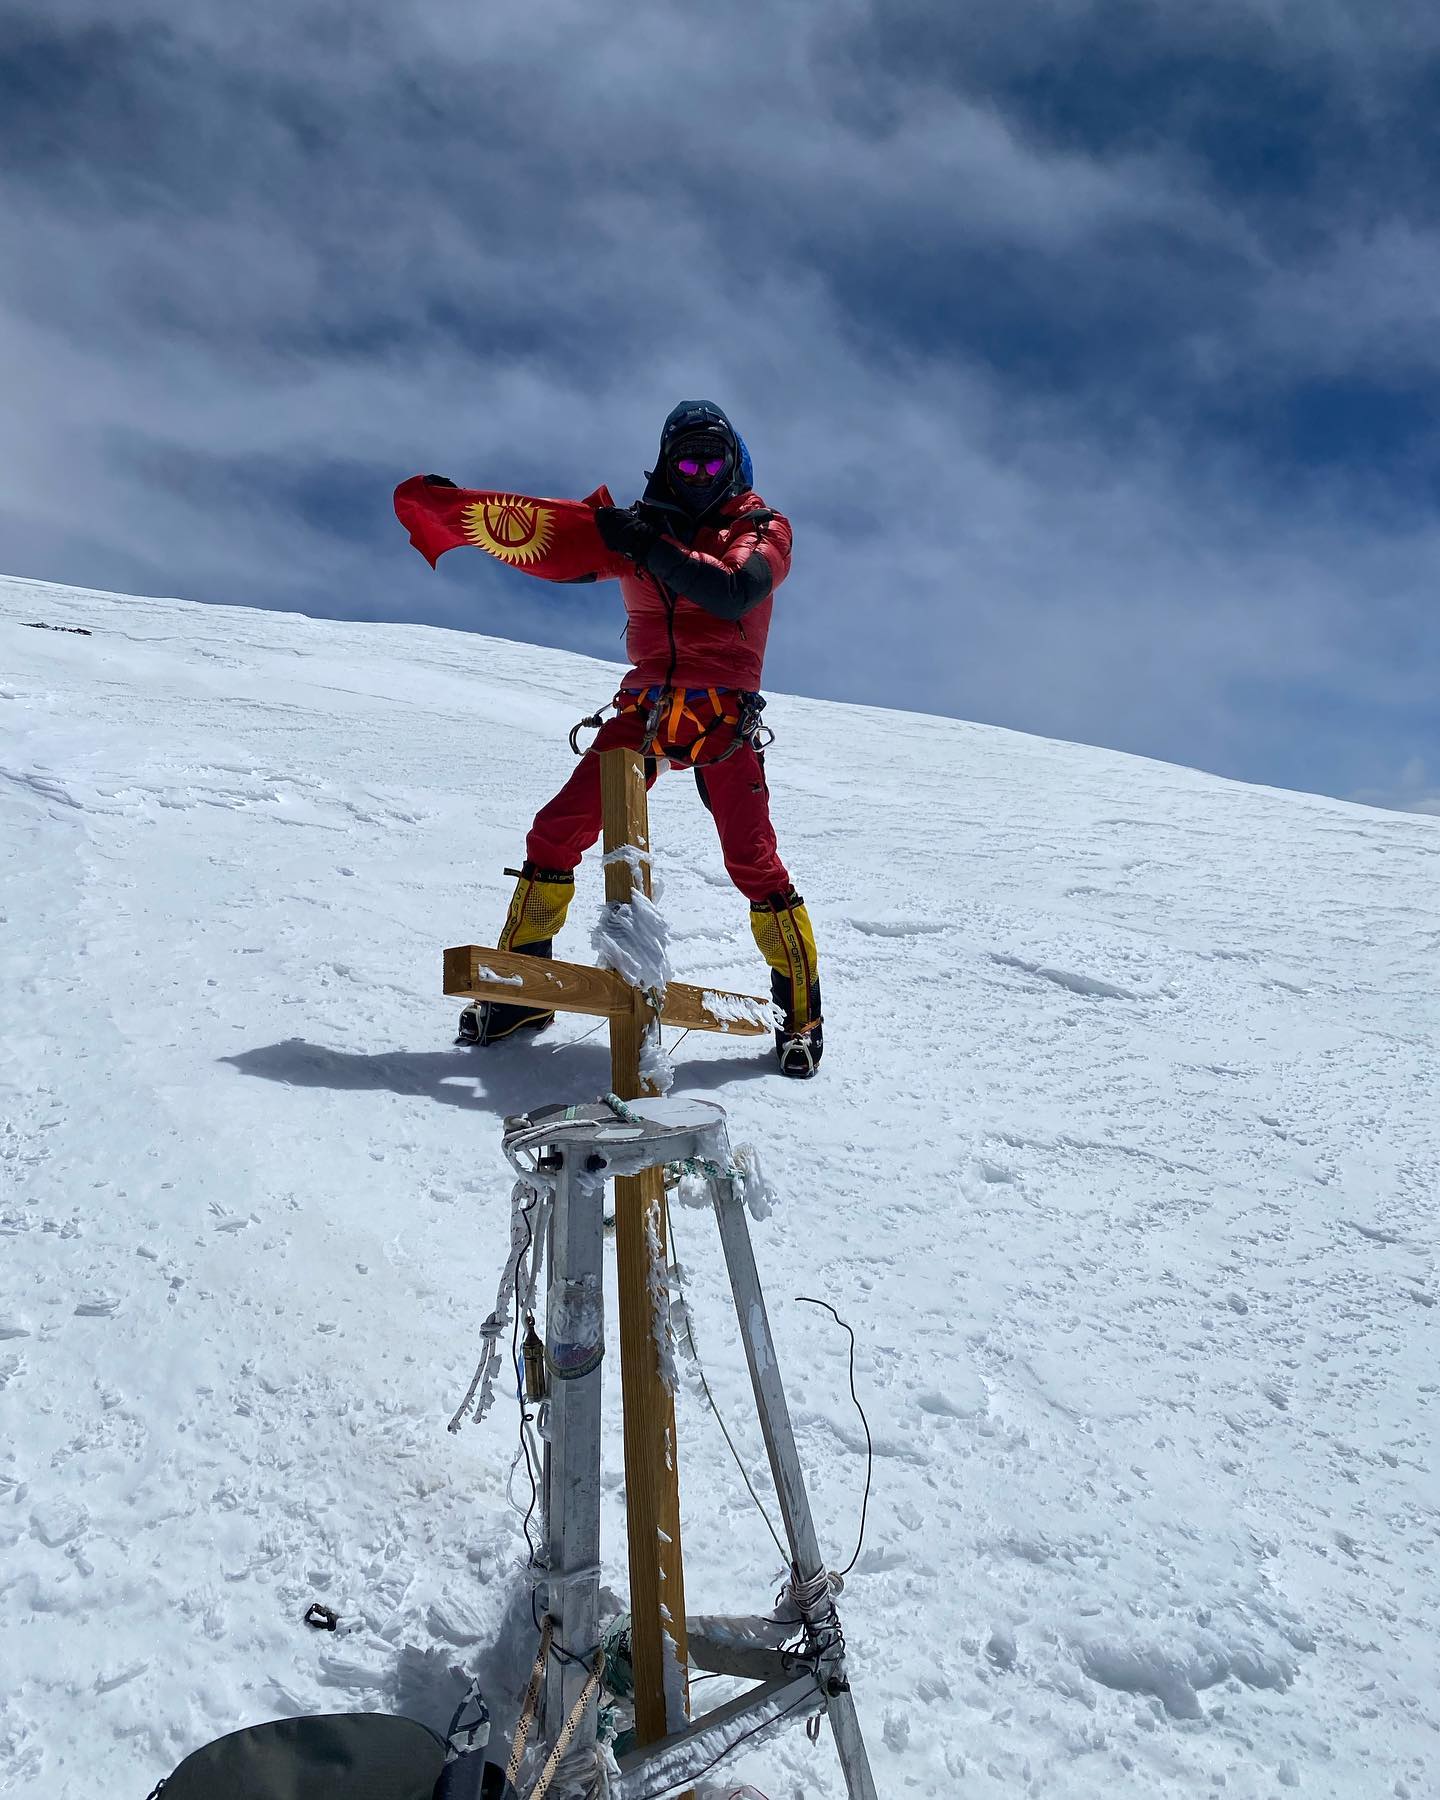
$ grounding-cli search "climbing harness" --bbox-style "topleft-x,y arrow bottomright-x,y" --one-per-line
569,686 -> 773,766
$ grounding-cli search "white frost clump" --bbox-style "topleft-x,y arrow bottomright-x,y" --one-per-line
670,1167 -> 714,1211
666,1267 -> 696,1368
644,1199 -> 679,1396
592,891 -> 672,993
639,1027 -> 676,1095
732,1143 -> 777,1222
660,1623 -> 688,1734
702,990 -> 783,1032
669,1142 -> 776,1220
601,842 -> 663,902
473,964 -> 525,988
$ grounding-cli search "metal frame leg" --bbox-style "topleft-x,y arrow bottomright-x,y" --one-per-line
541,1153 -> 606,1773
709,1174 -> 878,1800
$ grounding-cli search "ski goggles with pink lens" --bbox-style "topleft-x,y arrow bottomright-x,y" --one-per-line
670,450 -> 730,479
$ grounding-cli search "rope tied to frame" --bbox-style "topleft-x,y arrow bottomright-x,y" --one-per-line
601,1092 -> 748,1190
526,1666 -> 605,1800
785,1566 -> 834,1619
502,1615 -> 605,1800
504,1616 -> 552,1787
449,1177 -> 548,1433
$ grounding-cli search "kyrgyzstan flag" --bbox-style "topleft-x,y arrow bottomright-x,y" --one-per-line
394,476 -> 631,582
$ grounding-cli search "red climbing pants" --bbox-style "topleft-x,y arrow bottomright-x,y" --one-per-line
526,696 -> 791,903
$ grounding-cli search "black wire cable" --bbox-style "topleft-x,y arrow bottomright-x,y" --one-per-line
512,1195 -> 541,1565
794,1297 -> 873,1578
664,1196 -> 788,1558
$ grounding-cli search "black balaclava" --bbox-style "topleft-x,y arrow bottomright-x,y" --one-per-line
643,399 -> 749,527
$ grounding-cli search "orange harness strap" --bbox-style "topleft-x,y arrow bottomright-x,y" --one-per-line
619,686 -> 741,763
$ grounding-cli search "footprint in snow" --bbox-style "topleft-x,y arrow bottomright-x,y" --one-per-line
30,1500 -> 89,1548
73,1294 -> 121,1317
1345,1219 -> 1404,1244
989,953 -> 1138,1000
847,918 -> 953,939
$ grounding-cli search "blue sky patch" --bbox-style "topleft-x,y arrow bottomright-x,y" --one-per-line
0,0 -> 1436,813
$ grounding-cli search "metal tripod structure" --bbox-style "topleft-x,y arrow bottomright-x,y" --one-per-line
498,1095 -> 877,1800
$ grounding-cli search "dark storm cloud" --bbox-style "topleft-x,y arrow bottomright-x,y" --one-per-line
1,0 -> 1437,805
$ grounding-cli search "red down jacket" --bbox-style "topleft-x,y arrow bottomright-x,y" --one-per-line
618,490 -> 792,693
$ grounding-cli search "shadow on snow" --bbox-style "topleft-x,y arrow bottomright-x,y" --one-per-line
220,1034 -> 773,1123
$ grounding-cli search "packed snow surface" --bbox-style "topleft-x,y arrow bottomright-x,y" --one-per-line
2,573 -> 1438,1799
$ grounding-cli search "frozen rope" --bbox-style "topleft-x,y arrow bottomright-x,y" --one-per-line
601,1092 -> 749,1189
784,1566 -> 833,1619
774,1561 -> 847,1688
521,1659 -> 604,1800
448,1178 -> 544,1433
505,1617 -> 553,1788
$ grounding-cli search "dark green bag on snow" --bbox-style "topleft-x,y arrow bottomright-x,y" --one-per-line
153,1713 -> 444,1797
149,1710 -> 513,1799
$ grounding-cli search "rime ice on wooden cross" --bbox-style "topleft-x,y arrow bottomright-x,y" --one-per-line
591,886 -> 672,993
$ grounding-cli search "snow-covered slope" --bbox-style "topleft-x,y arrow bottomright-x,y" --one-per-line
3,572 -> 1437,1800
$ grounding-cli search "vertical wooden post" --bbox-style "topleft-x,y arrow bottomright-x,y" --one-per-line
600,749 -> 691,1748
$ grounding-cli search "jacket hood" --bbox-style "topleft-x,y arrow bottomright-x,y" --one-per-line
642,399 -> 753,528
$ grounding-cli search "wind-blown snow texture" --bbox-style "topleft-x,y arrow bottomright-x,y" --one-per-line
2,573 -> 1438,1800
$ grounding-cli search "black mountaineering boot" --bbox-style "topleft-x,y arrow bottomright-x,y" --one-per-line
772,969 -> 823,1078
456,862 -> 575,1048
455,940 -> 556,1046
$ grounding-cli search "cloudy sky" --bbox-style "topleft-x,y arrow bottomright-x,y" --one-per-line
3,0 -> 1438,809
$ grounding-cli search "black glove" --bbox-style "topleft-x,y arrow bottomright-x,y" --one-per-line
423,473 -> 458,488
594,504 -> 662,563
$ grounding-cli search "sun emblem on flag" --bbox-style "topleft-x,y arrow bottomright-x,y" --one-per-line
461,496 -> 556,566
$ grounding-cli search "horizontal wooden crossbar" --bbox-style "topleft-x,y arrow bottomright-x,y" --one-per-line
443,944 -> 775,1037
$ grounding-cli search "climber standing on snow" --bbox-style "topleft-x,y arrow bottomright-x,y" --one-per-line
445,401 -> 822,1076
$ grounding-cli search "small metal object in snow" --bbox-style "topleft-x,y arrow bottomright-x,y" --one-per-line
302,1603 -> 340,1632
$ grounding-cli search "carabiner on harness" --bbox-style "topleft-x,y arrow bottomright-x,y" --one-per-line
567,690 -> 664,757
568,703 -> 614,756
737,690 -> 775,755
699,690 -> 773,767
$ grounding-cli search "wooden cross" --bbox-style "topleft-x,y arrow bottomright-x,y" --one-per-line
443,746 -> 774,1756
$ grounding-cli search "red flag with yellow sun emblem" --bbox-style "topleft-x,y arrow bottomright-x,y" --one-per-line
394,477 -> 630,582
